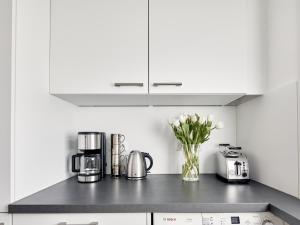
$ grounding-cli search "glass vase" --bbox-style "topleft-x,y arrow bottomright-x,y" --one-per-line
182,144 -> 200,181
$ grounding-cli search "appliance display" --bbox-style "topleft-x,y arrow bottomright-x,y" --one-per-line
154,212 -> 287,225
127,150 -> 153,180
216,145 -> 250,183
72,132 -> 106,183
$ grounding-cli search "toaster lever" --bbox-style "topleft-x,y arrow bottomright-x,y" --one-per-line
234,161 -> 242,176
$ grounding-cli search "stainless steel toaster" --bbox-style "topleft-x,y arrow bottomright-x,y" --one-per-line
216,146 -> 250,183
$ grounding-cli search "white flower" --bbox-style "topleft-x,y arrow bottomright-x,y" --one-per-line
207,114 -> 214,122
179,114 -> 187,123
199,116 -> 206,124
173,120 -> 180,127
216,121 -> 224,129
191,114 -> 198,123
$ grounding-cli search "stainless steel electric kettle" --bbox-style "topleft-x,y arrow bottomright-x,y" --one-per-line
127,151 -> 153,180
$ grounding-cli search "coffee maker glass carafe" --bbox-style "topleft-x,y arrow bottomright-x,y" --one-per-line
80,154 -> 101,175
72,153 -> 101,183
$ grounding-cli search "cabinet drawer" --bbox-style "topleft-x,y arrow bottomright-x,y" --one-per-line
13,213 -> 147,225
0,213 -> 12,225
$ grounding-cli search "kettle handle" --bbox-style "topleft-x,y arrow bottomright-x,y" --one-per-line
143,152 -> 153,172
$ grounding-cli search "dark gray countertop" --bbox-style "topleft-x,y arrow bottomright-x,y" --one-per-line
8,174 -> 300,225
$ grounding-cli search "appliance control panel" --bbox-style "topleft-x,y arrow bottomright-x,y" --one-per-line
227,159 -> 249,179
154,213 -> 287,225
202,213 -> 285,225
154,213 -> 202,225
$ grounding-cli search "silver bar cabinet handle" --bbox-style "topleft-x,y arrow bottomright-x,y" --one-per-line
153,82 -> 182,87
58,222 -> 98,225
114,82 -> 144,87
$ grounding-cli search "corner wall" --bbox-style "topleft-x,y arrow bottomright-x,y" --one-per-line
237,0 -> 300,197
13,0 -> 77,200
237,82 -> 298,197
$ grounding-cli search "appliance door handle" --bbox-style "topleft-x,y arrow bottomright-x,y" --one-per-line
114,82 -> 144,87
153,82 -> 182,87
143,152 -> 153,172
58,223 -> 98,225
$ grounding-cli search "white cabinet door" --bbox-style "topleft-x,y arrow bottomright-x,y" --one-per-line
50,0 -> 148,94
13,213 -> 147,225
149,0 -> 247,94
0,214 -> 11,225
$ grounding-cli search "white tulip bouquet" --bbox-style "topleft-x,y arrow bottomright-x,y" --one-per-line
170,114 -> 224,145
170,113 -> 224,181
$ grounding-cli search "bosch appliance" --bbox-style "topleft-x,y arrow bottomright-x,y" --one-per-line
154,212 -> 288,225
216,145 -> 249,183
72,132 -> 106,183
127,150 -> 153,180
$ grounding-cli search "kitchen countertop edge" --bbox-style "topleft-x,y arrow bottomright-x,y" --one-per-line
8,175 -> 300,225
8,202 -> 269,214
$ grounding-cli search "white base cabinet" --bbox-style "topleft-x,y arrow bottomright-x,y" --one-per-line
13,213 -> 147,225
0,214 -> 12,225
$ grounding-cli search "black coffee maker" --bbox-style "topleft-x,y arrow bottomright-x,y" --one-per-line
72,132 -> 106,183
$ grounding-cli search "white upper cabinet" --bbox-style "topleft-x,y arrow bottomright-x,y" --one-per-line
50,0 -> 148,94
50,0 -> 264,105
149,0 -> 247,94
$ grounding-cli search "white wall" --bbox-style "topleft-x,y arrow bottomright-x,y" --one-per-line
76,107 -> 236,174
0,0 -> 12,212
266,0 -> 299,90
237,83 -> 298,197
237,0 -> 300,197
13,0 -> 77,200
